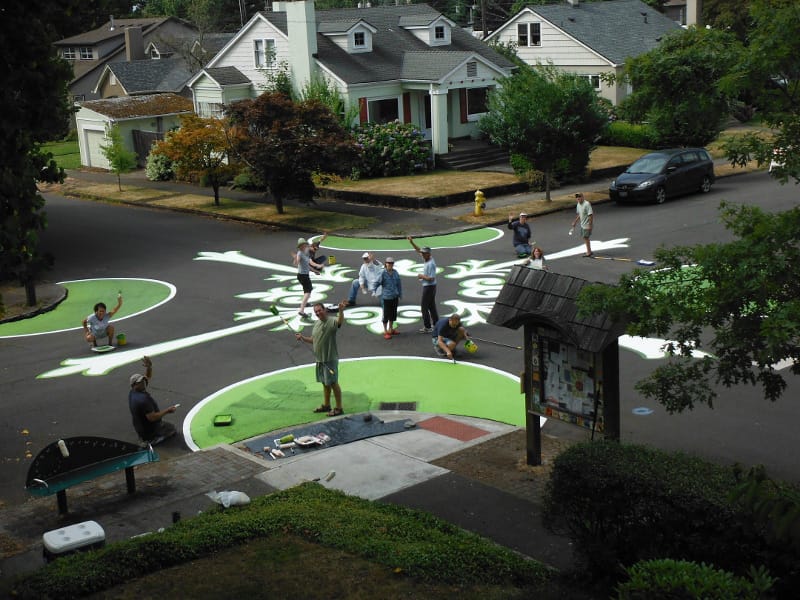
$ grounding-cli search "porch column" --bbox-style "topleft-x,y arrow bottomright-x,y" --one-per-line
430,87 -> 449,155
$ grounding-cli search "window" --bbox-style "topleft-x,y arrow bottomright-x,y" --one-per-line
198,102 -> 225,119
581,74 -> 600,90
517,22 -> 541,47
62,47 -> 76,60
110,73 -> 117,86
466,61 -> 477,78
254,39 -> 276,68
466,87 -> 490,119
367,98 -> 399,124
79,47 -> 93,60
354,31 -> 365,47
434,25 -> 445,40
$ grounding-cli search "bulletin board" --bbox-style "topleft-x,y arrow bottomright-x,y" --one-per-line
529,333 -> 603,432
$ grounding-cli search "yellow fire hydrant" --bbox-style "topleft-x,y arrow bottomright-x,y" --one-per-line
474,189 -> 486,216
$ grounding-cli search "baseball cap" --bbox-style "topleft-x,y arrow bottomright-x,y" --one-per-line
385,256 -> 395,263
130,373 -> 147,386
297,237 -> 308,247
362,252 -> 370,258
421,246 -> 432,253
519,212 -> 528,217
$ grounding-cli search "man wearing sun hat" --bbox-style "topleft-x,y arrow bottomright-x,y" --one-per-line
128,356 -> 177,446
346,251 -> 383,306
508,211 -> 533,257
293,237 -> 325,319
407,236 -> 440,334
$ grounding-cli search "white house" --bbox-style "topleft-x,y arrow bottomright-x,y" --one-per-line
75,94 -> 194,169
485,0 -> 682,106
187,1 -> 515,155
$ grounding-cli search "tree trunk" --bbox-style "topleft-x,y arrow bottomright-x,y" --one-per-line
545,170 -> 552,201
117,173 -> 122,192
25,280 -> 37,306
213,181 -> 220,206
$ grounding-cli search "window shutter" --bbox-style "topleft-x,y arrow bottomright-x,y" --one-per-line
359,97 -> 368,123
459,89 -> 468,124
403,93 -> 412,123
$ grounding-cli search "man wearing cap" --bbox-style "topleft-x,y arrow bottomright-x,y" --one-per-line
407,236 -> 440,334
346,251 -> 383,306
508,212 -> 533,257
293,237 -> 325,319
128,356 -> 177,446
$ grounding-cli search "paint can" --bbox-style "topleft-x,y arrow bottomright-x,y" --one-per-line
116,333 -> 127,346
328,255 -> 336,265
465,340 -> 478,354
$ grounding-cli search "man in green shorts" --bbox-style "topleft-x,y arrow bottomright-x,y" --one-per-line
296,301 -> 346,417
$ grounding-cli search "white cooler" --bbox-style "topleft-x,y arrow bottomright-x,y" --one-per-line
43,520 -> 105,561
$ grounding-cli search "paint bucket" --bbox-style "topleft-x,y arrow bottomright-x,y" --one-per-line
116,333 -> 127,346
465,339 -> 478,353
328,255 -> 336,265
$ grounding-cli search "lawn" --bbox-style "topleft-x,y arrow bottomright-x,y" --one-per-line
41,139 -> 80,170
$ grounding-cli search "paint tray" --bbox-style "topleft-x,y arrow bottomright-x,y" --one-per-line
213,414 -> 233,427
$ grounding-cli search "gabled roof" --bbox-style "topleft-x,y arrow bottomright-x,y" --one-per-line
488,266 -> 627,354
99,58 -> 192,95
401,51 -> 487,81
491,0 -> 681,66
79,93 -> 194,120
228,4 -> 513,86
54,18 -> 169,46
187,66 -> 252,88
318,19 -> 377,35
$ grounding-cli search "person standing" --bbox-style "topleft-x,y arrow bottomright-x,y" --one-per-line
128,356 -> 178,446
296,301 -> 346,417
407,236 -> 439,333
83,294 -> 123,348
346,252 -> 383,306
508,212 -> 533,257
378,257 -> 402,339
293,237 -> 324,319
570,193 -> 594,257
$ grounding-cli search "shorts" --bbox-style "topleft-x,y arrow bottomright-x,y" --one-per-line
316,361 -> 338,386
581,227 -> 592,239
297,273 -> 312,293
433,336 -> 454,347
382,297 -> 399,322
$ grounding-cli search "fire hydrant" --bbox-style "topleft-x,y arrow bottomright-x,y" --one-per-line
474,189 -> 486,216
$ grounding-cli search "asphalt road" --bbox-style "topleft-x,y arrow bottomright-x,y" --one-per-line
1,170 -> 797,506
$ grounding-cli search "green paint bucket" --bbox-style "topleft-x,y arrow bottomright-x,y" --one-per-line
116,333 -> 127,346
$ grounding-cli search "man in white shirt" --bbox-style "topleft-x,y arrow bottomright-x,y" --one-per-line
570,193 -> 594,257
346,252 -> 383,306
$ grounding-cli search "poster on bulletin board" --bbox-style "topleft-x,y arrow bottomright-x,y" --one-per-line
529,333 -> 603,432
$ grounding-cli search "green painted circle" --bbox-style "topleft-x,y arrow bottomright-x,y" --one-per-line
187,357 -> 523,449
0,278 -> 175,337
315,228 -> 502,252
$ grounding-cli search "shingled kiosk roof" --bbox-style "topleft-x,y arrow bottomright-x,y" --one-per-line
488,266 -> 628,354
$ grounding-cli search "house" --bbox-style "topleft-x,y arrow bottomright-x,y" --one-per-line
187,1 -> 516,156
485,0 -> 682,106
75,94 -> 194,169
54,16 -> 199,102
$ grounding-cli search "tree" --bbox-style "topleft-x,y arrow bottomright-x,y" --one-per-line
154,115 -> 239,206
720,0 -> 800,184
619,26 -> 743,148
479,64 -> 608,200
577,202 -> 800,413
299,75 -> 359,129
100,125 -> 138,192
225,92 -> 358,214
1,1 -> 74,305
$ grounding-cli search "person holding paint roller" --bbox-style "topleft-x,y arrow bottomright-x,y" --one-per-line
128,356 -> 178,446
293,238 -> 325,319
432,313 -> 473,360
296,301 -> 346,417
82,293 -> 123,348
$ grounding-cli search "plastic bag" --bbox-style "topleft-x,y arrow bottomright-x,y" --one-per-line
206,490 -> 251,508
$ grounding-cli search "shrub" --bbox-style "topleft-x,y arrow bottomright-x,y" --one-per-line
599,121 -> 659,149
145,147 -> 174,181
231,168 -> 265,191
542,441 -> 767,583
509,153 -> 546,191
616,559 -> 772,600
353,120 -> 431,178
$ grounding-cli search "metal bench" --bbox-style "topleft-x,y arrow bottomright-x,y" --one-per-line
26,436 -> 159,515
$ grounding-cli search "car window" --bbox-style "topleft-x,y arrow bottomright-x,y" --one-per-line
682,152 -> 698,164
698,150 -> 712,162
667,157 -> 681,168
627,155 -> 668,174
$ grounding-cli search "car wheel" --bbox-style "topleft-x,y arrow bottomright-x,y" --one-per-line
654,187 -> 666,204
700,175 -> 712,193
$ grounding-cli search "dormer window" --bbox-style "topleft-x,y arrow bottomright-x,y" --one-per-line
354,31 -> 365,47
79,47 -> 94,60
62,47 -> 76,60
434,25 -> 445,40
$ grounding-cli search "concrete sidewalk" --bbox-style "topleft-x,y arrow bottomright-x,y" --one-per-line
0,411 -> 583,582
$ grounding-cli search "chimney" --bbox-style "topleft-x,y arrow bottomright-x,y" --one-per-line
566,0 -> 579,7
285,0 -> 317,95
686,0 -> 702,27
125,26 -> 145,61
109,15 -> 116,31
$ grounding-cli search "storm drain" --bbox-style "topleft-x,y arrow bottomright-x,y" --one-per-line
379,402 -> 417,411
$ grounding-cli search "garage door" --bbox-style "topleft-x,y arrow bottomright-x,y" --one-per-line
85,129 -> 109,170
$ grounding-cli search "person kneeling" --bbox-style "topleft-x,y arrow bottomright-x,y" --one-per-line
432,313 -> 472,359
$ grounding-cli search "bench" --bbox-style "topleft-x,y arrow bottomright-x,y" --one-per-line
26,436 -> 159,515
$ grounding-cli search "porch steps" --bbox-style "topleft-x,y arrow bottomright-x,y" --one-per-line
435,144 -> 510,171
